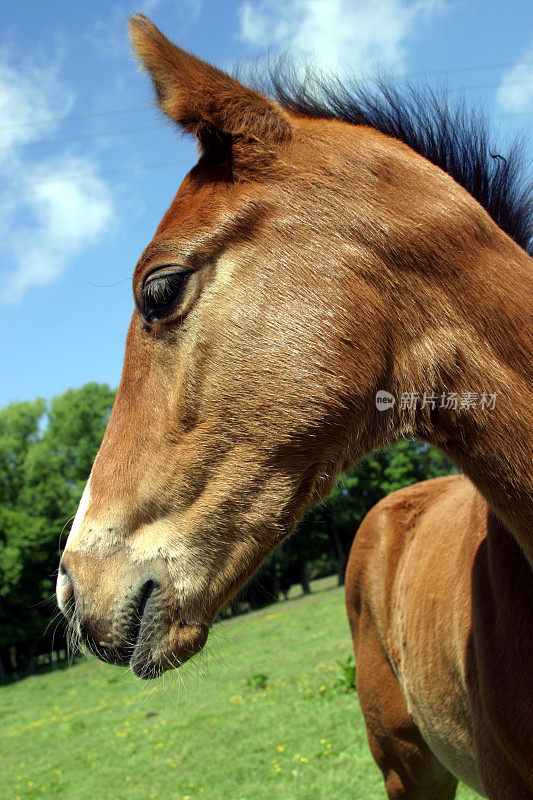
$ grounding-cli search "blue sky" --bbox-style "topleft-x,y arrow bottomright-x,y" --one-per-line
1,0 -> 532,408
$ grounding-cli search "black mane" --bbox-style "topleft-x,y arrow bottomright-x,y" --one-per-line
266,69 -> 533,253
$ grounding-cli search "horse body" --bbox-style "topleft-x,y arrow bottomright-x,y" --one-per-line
55,15 -> 532,799
347,475 -> 533,798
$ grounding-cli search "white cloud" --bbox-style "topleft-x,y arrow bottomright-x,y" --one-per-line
137,0 -> 164,14
136,0 -> 201,15
0,47 -> 74,153
1,160 -> 114,303
237,0 -> 445,75
0,48 -> 114,304
496,40 -> 533,113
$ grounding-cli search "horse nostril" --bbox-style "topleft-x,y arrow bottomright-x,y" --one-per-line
56,561 -> 75,619
79,579 -> 156,667
138,580 -> 155,621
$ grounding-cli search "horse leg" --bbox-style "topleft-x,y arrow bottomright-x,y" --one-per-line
354,613 -> 458,800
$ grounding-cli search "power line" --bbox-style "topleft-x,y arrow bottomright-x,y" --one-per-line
1,100 -> 531,193
0,74 -> 530,191
0,106 -> 147,131
0,89 -> 531,153
2,108 -> 530,154
493,110 -> 533,119
0,125 -> 162,151
0,159 -> 191,192
449,77 -> 533,93
1,59 -> 533,132
1,111 -> 530,169
401,60 -> 533,81
2,104 -> 530,193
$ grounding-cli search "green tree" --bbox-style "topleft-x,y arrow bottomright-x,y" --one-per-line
20,383 -> 115,526
0,507 -> 51,674
0,399 -> 45,506
0,384 -> 115,676
307,442 -> 454,587
380,440 -> 454,495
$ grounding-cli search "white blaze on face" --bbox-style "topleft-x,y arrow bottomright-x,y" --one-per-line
56,478 -> 92,613
65,478 -> 92,549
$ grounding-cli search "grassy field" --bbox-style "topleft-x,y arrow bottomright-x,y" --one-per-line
1,579 -> 481,800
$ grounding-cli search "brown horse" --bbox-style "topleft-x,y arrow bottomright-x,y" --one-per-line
347,474 -> 533,799
56,15 -> 532,799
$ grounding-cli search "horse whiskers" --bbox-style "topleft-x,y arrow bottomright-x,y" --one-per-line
31,592 -> 61,610
58,516 -> 75,553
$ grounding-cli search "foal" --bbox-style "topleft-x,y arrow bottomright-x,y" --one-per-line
347,474 -> 533,799
56,15 -> 532,800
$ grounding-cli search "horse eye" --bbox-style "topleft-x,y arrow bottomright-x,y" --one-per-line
142,271 -> 191,322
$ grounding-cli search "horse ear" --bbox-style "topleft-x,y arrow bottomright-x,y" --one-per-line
129,15 -> 292,161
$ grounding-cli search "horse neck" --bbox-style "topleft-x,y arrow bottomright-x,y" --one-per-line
386,226 -> 533,562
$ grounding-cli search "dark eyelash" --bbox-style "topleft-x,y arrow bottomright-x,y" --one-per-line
144,275 -> 178,305
142,271 -> 191,322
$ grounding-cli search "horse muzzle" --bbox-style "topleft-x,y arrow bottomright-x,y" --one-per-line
56,550 -> 208,678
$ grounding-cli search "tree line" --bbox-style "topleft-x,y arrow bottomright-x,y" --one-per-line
0,383 -> 453,678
